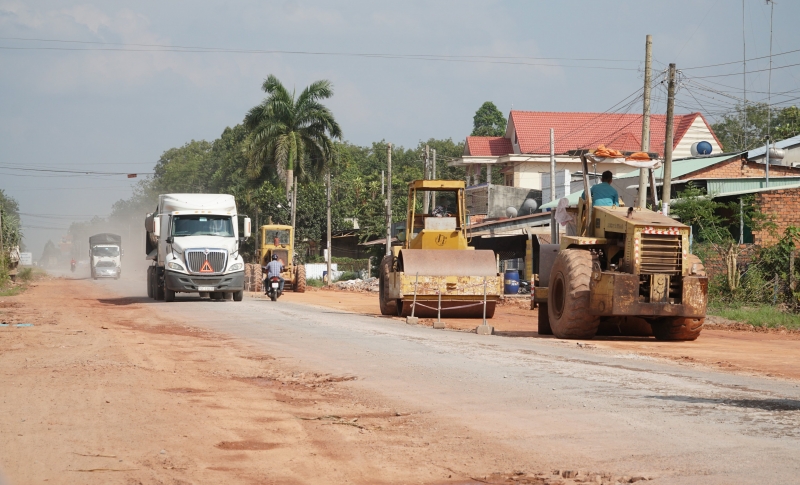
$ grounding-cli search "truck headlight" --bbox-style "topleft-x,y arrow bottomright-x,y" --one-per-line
167,261 -> 184,271
229,262 -> 243,271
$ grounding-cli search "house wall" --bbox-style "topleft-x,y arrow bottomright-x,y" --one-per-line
678,157 -> 800,181
753,188 -> 800,246
749,143 -> 800,166
673,117 -> 723,159
511,160 -> 635,190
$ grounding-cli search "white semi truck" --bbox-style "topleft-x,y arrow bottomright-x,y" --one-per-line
145,194 -> 251,302
89,233 -> 122,280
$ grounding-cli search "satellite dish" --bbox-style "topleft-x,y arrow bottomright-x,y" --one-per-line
691,141 -> 713,157
506,207 -> 518,218
521,198 -> 538,214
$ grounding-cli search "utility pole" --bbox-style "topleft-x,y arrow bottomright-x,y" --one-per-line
742,0 -> 747,148
381,170 -> 385,196
423,144 -> 430,214
637,34 -> 653,209
550,128 -> 558,243
431,148 -> 437,210
385,143 -> 393,257
765,135 -> 771,187
662,63 -> 677,217
326,169 -> 332,286
291,176 -> 297,250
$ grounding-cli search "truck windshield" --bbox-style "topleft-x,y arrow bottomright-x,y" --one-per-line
92,247 -> 119,257
265,229 -> 291,245
172,215 -> 234,237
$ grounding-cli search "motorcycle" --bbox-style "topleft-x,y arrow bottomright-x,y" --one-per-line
265,276 -> 282,301
70,259 -> 76,273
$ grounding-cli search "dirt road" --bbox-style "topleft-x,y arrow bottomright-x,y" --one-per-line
3,276 -> 800,484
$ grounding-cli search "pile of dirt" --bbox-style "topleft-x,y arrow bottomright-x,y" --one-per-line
332,277 -> 379,292
466,469 -> 652,484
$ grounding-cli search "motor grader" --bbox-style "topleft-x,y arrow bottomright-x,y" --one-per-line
258,224 -> 306,293
378,180 -> 502,318
534,151 -> 708,341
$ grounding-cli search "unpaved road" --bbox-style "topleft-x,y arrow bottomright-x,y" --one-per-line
2,275 -> 800,484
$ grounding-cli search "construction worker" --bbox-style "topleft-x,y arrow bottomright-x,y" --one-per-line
581,170 -> 619,207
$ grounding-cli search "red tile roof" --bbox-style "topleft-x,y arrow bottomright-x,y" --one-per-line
509,111 -> 712,157
465,136 -> 514,157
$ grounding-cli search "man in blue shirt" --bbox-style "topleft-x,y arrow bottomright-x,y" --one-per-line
264,254 -> 285,293
581,170 -> 619,207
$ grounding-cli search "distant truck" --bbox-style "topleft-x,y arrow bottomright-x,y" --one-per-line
145,194 -> 251,302
89,233 -> 122,280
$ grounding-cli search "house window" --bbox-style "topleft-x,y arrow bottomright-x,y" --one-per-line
505,174 -> 514,186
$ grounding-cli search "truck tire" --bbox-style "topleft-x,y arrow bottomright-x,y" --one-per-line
547,249 -> 600,339
537,302 -> 553,335
146,267 -> 154,298
379,255 -> 398,316
233,290 -> 244,302
164,287 -> 176,302
294,265 -> 307,293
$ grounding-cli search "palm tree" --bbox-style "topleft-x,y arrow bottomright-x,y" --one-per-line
244,75 -> 343,197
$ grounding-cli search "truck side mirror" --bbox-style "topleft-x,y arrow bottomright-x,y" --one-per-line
244,217 -> 252,238
165,236 -> 174,245
153,216 -> 161,237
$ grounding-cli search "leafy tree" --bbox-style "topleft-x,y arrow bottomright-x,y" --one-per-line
711,103 -> 800,152
244,75 -> 342,197
0,189 -> 22,257
471,101 -> 506,137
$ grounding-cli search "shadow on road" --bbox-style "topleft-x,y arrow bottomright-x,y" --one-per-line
649,395 -> 800,412
97,297 -> 152,306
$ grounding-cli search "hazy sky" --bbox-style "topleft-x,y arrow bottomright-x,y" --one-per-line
2,0 -> 799,255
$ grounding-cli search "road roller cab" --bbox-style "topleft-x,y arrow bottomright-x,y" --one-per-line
378,180 -> 503,318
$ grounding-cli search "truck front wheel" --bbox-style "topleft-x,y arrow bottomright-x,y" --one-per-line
547,249 -> 600,340
233,290 -> 244,301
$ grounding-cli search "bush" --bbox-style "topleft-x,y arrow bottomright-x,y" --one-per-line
335,271 -> 360,282
306,277 -> 324,288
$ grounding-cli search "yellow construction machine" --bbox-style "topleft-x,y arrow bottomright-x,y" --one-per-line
378,180 -> 502,318
534,151 -> 708,341
258,224 -> 306,293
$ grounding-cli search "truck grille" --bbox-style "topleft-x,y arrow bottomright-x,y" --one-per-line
185,249 -> 227,274
639,234 -> 682,275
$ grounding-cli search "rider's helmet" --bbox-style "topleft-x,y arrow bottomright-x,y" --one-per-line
272,254 -> 279,261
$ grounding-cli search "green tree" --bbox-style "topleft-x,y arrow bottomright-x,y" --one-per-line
244,75 -> 343,198
471,101 -> 506,137
711,104 -> 800,152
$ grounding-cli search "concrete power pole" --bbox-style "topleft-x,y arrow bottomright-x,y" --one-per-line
431,148 -> 437,210
662,63 -> 677,216
385,143 -> 393,257
423,144 -> 430,214
637,34 -> 653,209
291,176 -> 297,250
326,169 -> 332,286
550,128 -> 557,243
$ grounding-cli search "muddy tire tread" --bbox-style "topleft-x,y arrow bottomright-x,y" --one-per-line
295,265 -> 307,293
548,249 -> 600,339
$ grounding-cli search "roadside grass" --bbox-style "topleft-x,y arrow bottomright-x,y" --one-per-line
0,285 -> 24,297
0,267 -> 47,296
306,278 -> 324,288
708,304 -> 800,330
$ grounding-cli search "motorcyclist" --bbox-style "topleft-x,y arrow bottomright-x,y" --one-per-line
264,254 -> 285,294
70,258 -> 77,272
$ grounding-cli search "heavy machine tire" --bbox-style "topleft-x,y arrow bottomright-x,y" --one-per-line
146,267 -> 154,298
651,317 -> 704,341
294,265 -> 307,293
537,303 -> 553,335
164,287 -> 176,302
233,290 -> 244,302
686,254 -> 706,276
378,255 -> 398,316
547,249 -> 600,339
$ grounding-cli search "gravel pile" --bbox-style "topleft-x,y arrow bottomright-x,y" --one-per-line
333,277 -> 379,292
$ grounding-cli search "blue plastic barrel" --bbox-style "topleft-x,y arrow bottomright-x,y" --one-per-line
504,270 -> 520,294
